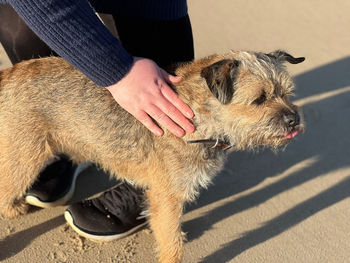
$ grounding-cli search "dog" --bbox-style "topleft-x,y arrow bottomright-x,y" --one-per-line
0,50 -> 304,263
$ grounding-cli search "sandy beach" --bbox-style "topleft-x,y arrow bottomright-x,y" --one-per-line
1,0 -> 350,262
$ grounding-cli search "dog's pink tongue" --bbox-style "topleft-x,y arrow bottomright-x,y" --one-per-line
284,130 -> 299,139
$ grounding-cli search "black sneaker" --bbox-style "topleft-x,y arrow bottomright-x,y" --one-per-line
64,182 -> 148,242
25,156 -> 89,208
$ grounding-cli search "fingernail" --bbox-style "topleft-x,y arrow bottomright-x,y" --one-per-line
186,111 -> 194,119
177,129 -> 185,137
187,124 -> 195,133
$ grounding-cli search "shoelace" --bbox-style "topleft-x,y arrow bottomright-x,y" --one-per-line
90,183 -> 146,224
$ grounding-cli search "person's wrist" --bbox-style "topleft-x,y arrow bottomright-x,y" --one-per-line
105,56 -> 140,90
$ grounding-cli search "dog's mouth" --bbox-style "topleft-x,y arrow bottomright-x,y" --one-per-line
282,123 -> 305,139
283,129 -> 299,139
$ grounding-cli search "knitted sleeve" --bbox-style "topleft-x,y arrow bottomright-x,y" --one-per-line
6,0 -> 134,87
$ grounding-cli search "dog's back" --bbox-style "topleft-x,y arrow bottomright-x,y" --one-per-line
0,57 -> 155,177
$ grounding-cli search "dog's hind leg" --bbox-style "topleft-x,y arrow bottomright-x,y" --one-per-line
147,187 -> 185,263
0,132 -> 54,218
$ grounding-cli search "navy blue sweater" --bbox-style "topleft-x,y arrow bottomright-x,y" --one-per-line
1,0 -> 188,86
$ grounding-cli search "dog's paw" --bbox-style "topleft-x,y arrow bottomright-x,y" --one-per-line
0,200 -> 30,219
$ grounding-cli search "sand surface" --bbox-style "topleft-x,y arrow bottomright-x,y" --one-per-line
1,1 -> 350,262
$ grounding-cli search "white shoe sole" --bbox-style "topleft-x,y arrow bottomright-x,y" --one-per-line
64,210 -> 148,242
25,162 -> 91,208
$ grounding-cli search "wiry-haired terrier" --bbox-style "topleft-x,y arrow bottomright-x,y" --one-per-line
0,50 -> 304,263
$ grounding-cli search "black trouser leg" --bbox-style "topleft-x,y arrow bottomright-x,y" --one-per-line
113,14 -> 194,70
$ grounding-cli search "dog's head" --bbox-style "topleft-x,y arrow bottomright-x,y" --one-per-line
197,50 -> 305,150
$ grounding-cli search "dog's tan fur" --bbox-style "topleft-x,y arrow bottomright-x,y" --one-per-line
0,50 -> 304,263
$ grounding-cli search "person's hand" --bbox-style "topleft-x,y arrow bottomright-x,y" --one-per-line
106,57 -> 195,137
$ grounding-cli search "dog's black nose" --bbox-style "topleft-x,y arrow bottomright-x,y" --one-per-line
284,112 -> 300,127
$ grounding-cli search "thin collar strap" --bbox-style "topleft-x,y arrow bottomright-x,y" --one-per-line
186,139 -> 233,150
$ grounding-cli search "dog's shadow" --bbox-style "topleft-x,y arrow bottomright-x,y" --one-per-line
0,215 -> 65,261
182,56 -> 350,262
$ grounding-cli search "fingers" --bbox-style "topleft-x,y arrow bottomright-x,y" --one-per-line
157,93 -> 195,133
135,111 -> 164,137
160,69 -> 194,119
146,105 -> 186,137
134,87 -> 194,137
160,68 -> 182,84
160,84 -> 194,119
149,70 -> 195,136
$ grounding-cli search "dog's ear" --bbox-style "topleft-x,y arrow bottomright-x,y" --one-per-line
200,59 -> 240,104
267,50 -> 305,64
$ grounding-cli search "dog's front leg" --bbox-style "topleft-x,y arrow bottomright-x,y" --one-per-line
147,187 -> 185,263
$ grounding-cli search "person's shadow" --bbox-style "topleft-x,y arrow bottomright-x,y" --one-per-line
181,56 -> 350,262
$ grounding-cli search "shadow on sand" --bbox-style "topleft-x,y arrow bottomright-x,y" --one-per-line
0,215 -> 65,261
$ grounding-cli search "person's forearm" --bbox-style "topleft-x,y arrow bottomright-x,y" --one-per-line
4,0 -> 133,87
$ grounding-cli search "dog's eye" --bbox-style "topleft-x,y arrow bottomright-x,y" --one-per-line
253,93 -> 266,105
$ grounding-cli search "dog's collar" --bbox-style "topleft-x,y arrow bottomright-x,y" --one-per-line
186,139 -> 233,150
